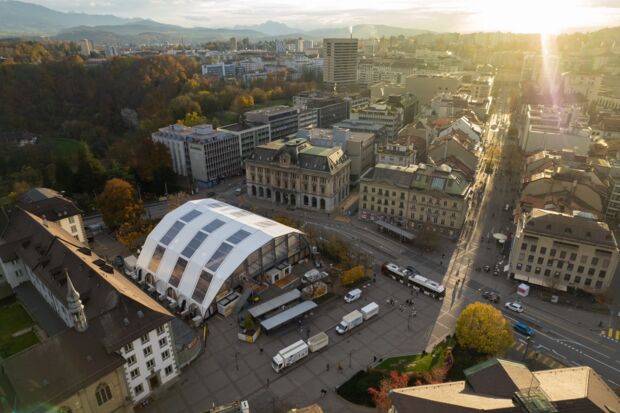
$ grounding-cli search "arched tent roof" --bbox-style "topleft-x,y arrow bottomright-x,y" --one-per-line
137,199 -> 303,316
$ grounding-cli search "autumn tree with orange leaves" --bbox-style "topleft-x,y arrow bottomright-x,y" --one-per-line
368,370 -> 409,412
96,178 -> 144,231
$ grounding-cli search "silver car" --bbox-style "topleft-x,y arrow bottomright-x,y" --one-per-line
504,302 -> 525,313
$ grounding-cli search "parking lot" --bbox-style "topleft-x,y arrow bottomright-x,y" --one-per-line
145,266 -> 471,413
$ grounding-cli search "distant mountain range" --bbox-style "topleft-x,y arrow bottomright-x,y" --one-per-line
0,0 -> 430,43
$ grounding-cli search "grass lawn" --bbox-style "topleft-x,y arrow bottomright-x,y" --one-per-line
377,339 -> 451,374
0,303 -> 39,358
50,137 -> 81,156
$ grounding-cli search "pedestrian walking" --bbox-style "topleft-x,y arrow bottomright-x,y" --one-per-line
321,389 -> 327,397
373,355 -> 377,362
266,378 -> 270,388
338,363 -> 343,372
307,328 -> 311,338
259,347 -> 264,354
326,363 -> 330,371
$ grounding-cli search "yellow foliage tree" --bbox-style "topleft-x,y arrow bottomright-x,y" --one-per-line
117,219 -> 154,251
96,178 -> 144,231
340,265 -> 365,286
455,302 -> 514,356
179,111 -> 207,126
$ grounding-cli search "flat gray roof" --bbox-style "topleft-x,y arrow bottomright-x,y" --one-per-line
259,300 -> 317,331
248,289 -> 301,319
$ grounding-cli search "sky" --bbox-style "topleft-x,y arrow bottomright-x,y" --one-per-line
29,0 -> 620,32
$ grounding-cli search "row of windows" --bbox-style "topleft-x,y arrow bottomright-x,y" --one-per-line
515,263 -> 604,289
517,253 -> 608,277
518,243 -> 611,268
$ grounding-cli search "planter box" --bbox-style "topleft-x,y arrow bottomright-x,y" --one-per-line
238,327 -> 261,343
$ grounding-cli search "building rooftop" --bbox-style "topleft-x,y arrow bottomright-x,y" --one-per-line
17,188 -> 82,221
219,122 -> 267,132
250,138 -> 350,173
525,208 -> 618,248
245,105 -> 297,116
361,163 -> 470,196
0,209 -> 172,408
390,359 -> 620,413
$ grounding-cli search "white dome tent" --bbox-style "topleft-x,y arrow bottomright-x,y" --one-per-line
136,199 -> 309,319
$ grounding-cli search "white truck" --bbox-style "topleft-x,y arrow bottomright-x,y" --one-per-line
301,269 -> 329,284
307,332 -> 329,352
272,340 -> 309,373
336,310 -> 364,334
360,302 -> 379,320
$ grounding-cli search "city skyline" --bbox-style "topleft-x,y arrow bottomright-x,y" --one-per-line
20,0 -> 620,33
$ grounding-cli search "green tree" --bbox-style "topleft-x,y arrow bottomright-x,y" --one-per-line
455,303 -> 514,356
75,142 -> 105,193
169,95 -> 201,120
96,178 -> 143,230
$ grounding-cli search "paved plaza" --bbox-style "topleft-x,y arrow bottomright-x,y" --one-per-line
145,265 -> 468,413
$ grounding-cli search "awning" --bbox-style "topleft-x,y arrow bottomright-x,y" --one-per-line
376,221 -> 415,240
493,233 -> 507,241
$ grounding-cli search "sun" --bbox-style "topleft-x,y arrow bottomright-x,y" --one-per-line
473,0 -> 592,34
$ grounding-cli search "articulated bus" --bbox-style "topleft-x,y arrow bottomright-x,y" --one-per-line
382,262 -> 446,300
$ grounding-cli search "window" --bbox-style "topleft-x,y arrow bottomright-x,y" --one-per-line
574,276 -> 582,284
192,270 -> 213,303
527,255 -> 534,263
179,209 -> 201,223
577,266 -> 584,274
162,350 -> 170,360
556,261 -> 564,269
550,249 -> 557,257
567,263 -> 574,271
123,343 -> 134,353
596,281 -> 603,289
584,278 -> 592,286
95,383 -> 113,406
160,221 -> 186,246
530,245 -> 537,253
157,325 -> 165,335
130,368 -> 140,380
146,359 -> 155,370
159,337 -> 167,347
559,251 -> 567,259
134,384 -> 144,395
564,273 -> 571,281
206,243 -> 234,272
141,334 -> 149,344
148,244 -> 166,274
588,268 -> 595,276
68,216 -> 75,224
534,267 -> 541,275
540,247 -> 547,255
602,259 -> 610,268
143,346 -> 152,357
525,265 -> 532,272
544,269 -> 551,277
181,231 -> 208,258
169,258 -> 188,288
599,270 -> 607,278
70,225 -> 77,233
516,263 -> 522,270
518,253 -> 525,261
570,253 -> 577,261
546,259 -> 553,267
165,365 -> 174,376
521,243 -> 527,251
202,218 -> 226,234
126,355 -> 137,366
227,229 -> 251,245
591,257 -> 599,266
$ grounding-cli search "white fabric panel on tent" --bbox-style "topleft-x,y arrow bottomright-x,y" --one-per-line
136,199 -> 302,316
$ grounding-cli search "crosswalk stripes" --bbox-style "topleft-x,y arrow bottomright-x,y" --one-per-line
601,328 -> 620,342
509,341 -> 565,369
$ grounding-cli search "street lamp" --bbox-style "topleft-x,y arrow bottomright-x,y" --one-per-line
349,351 -> 352,368
522,336 -> 531,361
235,351 -> 239,371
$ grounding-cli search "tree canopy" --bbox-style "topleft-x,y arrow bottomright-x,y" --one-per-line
455,302 -> 514,356
96,178 -> 143,231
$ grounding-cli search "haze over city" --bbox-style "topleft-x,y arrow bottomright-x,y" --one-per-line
19,0 -> 620,32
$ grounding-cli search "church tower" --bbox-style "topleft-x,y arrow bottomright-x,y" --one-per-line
66,270 -> 88,332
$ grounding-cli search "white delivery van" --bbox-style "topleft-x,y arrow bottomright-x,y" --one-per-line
307,332 -> 329,352
336,310 -> 364,334
360,302 -> 379,320
344,288 -> 362,303
272,340 -> 309,373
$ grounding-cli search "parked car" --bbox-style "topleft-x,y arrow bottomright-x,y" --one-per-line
483,265 -> 491,272
344,288 -> 362,303
505,302 -> 525,313
513,321 -> 534,336
482,291 -> 500,303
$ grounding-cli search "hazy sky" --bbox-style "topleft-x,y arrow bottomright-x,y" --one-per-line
30,0 -> 620,32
